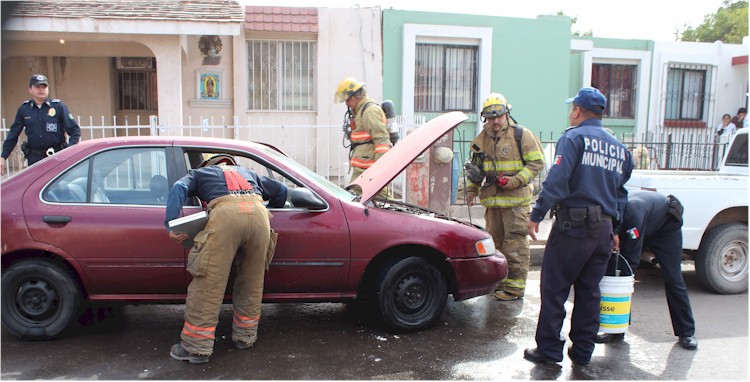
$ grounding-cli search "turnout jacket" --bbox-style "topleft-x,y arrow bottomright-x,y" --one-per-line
164,165 -> 287,230
466,122 -> 545,207
349,97 -> 391,170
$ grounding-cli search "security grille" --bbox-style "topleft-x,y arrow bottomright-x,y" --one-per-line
247,40 -> 316,111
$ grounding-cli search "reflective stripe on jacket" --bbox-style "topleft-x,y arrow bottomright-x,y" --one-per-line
349,97 -> 391,170
466,122 -> 545,207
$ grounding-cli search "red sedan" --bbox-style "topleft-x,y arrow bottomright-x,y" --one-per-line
1,112 -> 507,340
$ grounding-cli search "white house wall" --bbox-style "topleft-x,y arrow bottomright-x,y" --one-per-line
648,40 -> 749,135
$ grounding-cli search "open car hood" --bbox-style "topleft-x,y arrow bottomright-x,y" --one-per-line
348,111 -> 468,204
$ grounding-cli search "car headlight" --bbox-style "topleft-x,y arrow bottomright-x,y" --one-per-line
475,237 -> 496,257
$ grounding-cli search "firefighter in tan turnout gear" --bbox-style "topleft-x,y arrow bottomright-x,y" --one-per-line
164,154 -> 287,364
335,77 -> 392,198
465,93 -> 545,301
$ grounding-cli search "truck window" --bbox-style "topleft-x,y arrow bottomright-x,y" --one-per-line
725,133 -> 748,167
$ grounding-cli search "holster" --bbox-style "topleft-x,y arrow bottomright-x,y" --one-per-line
666,194 -> 684,224
20,141 -> 30,159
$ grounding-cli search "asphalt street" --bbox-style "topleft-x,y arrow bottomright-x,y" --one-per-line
1,262 -> 747,380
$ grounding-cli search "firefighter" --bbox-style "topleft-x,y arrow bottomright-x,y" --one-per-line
465,93 -> 545,301
335,77 -> 392,198
165,154 -> 287,364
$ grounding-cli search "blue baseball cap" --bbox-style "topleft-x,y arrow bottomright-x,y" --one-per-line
29,74 -> 49,87
565,87 -> 606,114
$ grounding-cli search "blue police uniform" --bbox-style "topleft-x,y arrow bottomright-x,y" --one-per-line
1,98 -> 81,165
615,190 -> 696,339
529,118 -> 634,363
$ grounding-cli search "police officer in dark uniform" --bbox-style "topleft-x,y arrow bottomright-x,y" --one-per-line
524,87 -> 634,365
165,154 -> 287,364
1,74 -> 81,175
595,190 -> 698,350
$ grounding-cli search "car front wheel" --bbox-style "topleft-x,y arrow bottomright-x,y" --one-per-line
1,259 -> 81,340
376,257 -> 448,332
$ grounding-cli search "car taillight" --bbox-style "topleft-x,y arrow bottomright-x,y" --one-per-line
475,237 -> 496,257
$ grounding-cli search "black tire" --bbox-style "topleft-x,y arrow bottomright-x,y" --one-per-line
1,259 -> 81,340
375,257 -> 448,332
696,223 -> 748,294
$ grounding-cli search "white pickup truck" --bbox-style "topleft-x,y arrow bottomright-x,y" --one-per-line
625,128 -> 748,294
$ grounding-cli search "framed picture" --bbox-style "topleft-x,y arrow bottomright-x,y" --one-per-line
198,70 -> 221,100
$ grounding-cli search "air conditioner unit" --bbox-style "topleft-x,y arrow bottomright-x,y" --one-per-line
116,57 -> 155,70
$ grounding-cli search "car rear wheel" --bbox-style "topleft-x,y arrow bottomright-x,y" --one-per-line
376,257 -> 447,332
1,259 -> 81,340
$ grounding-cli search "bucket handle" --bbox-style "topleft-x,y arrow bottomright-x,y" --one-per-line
611,251 -> 634,276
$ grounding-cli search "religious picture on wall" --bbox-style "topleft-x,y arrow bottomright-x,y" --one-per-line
200,73 -> 220,100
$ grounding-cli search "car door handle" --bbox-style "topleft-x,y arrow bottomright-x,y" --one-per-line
43,215 -> 72,224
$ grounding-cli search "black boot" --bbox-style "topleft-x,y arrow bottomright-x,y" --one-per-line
170,343 -> 210,364
594,332 -> 625,343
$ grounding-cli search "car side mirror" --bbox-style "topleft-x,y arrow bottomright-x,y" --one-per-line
290,188 -> 327,210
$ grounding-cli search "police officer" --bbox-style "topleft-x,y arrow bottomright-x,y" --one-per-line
165,154 -> 287,364
596,190 -> 698,350
0,74 -> 81,175
524,87 -> 634,365
334,77 -> 392,198
465,93 -> 545,301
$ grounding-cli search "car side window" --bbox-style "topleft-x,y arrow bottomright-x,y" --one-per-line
95,148 -> 169,205
43,148 -> 169,205
42,159 -> 91,203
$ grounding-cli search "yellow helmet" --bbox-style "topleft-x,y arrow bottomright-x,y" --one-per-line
481,93 -> 512,118
334,77 -> 366,103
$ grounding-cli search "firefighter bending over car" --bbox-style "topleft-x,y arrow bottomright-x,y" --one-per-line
464,93 -> 545,301
335,77 -> 393,198
164,154 -> 287,364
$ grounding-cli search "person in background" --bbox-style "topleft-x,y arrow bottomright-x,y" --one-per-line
334,77 -> 392,198
736,107 -> 747,129
524,87 -> 633,366
715,114 -> 736,137
595,190 -> 697,350
464,93 -> 545,301
1,74 -> 80,175
165,154 -> 287,364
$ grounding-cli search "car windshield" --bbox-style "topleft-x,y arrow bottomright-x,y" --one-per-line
257,145 -> 357,202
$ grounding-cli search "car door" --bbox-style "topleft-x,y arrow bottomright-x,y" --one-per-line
24,146 -> 186,296
176,147 -> 351,297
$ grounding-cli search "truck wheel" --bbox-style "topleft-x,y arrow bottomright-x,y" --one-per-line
1,259 -> 81,340
375,257 -> 448,332
696,223 -> 748,294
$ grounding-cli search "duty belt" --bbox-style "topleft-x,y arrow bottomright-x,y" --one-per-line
554,205 -> 612,231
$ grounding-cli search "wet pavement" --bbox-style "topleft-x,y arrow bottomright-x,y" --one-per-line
1,264 -> 747,380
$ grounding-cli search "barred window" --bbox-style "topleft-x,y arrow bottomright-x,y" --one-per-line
592,64 -> 636,118
665,67 -> 706,120
247,40 -> 316,111
116,58 -> 158,111
414,44 -> 477,112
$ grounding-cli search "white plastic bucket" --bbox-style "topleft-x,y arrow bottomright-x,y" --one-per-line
599,255 -> 635,334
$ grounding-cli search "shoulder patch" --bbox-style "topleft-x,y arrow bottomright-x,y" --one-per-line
51,99 -> 61,103
23,99 -> 32,104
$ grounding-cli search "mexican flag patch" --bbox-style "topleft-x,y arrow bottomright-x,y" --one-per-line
626,227 -> 639,239
553,155 -> 562,165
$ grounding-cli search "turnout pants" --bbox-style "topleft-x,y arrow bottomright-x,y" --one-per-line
534,221 -> 612,362
485,206 -> 531,296
181,194 -> 272,355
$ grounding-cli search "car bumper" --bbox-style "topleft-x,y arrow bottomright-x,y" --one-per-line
449,252 -> 508,301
